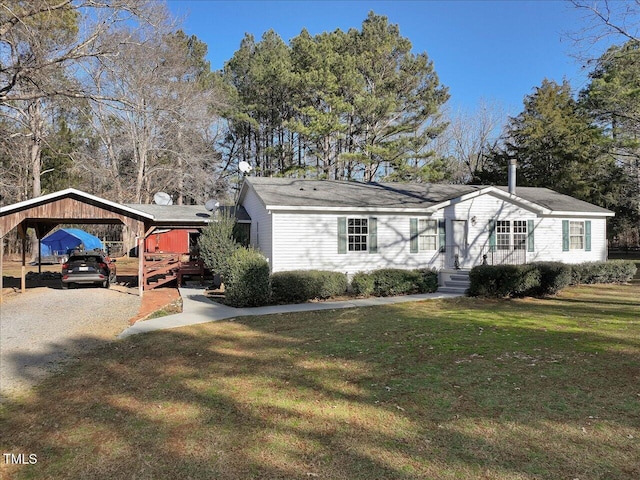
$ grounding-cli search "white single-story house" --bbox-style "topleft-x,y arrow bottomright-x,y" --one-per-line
238,173 -> 615,282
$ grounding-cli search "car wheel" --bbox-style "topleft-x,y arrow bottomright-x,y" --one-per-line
62,282 -> 68,290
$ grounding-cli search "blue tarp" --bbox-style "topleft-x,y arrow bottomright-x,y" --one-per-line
41,228 -> 103,256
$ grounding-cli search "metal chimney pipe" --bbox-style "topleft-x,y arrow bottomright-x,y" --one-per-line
508,159 -> 517,194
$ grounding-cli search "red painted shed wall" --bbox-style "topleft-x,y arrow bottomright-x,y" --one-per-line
146,229 -> 196,253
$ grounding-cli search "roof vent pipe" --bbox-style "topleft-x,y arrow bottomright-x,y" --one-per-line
508,159 -> 517,195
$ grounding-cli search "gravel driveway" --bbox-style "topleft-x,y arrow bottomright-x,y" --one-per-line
0,286 -> 140,400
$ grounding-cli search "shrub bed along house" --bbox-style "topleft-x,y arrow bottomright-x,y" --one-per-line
531,262 -> 573,296
570,260 -> 637,285
224,248 -> 271,308
351,268 -> 438,297
468,264 -> 540,298
469,260 -> 637,298
271,270 -> 349,304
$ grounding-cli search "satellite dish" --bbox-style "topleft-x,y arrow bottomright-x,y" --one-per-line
205,199 -> 220,212
153,192 -> 173,205
239,161 -> 253,174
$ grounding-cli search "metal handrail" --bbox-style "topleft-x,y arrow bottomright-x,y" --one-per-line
439,244 -> 527,269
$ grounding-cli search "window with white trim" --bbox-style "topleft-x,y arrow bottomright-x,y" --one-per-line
496,221 -> 511,250
496,220 -> 528,250
348,218 -> 368,251
569,221 -> 585,250
513,220 -> 527,250
418,219 -> 437,251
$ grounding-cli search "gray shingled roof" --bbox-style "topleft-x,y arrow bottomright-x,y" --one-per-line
125,204 -> 251,223
245,177 -> 478,209
493,187 -> 613,214
245,177 -> 614,214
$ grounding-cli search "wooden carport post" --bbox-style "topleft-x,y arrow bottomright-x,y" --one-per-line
138,235 -> 144,297
21,234 -> 26,294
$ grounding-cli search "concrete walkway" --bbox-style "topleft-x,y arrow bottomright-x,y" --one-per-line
118,288 -> 462,338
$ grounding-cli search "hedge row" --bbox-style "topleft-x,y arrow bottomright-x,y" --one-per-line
351,268 -> 438,297
469,260 -> 636,298
570,260 -> 637,285
271,270 -> 348,304
224,253 -> 439,307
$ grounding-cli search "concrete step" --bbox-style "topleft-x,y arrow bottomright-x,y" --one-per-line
439,269 -> 470,295
438,286 -> 468,294
449,274 -> 470,282
445,280 -> 470,288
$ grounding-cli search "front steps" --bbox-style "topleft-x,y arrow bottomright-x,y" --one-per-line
438,269 -> 470,295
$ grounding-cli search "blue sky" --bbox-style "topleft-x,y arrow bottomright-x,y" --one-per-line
167,1 -> 600,117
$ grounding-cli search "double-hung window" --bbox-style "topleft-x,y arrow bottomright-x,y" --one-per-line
338,217 -> 377,254
491,219 -> 532,251
410,218 -> 444,253
496,221 -> 511,250
513,221 -> 527,250
418,219 -> 438,251
569,221 -> 584,250
562,220 -> 591,252
348,218 -> 368,251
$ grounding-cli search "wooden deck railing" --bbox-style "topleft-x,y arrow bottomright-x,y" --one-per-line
142,253 -> 207,290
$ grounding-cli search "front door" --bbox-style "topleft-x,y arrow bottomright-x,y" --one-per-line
451,220 -> 467,269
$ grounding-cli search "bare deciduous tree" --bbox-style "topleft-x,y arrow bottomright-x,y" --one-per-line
568,0 -> 639,65
436,100 -> 505,184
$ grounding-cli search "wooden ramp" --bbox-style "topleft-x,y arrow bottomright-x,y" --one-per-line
143,253 -> 206,290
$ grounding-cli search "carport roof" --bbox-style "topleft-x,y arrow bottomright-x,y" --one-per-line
0,188 -> 153,219
0,188 -> 251,226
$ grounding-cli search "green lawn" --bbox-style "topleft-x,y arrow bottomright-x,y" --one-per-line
1,284 -> 639,479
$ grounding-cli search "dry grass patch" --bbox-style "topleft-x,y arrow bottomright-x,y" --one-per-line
1,284 -> 639,479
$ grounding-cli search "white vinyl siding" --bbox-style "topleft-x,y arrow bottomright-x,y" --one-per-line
239,186 -> 273,266
242,188 -> 610,275
270,212 -> 443,274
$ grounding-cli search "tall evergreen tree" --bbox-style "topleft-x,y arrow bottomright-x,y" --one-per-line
222,12 -> 449,182
349,12 -> 449,182
482,79 -> 608,200
480,78 -> 634,242
580,40 -> 640,245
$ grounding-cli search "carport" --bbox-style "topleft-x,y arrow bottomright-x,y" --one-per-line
0,189 -> 152,301
0,188 -> 252,302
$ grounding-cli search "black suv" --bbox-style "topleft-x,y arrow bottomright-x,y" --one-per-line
61,250 -> 117,289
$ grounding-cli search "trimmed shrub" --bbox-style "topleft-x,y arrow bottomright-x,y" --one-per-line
351,271 -> 375,296
571,260 -> 637,285
614,260 -> 639,282
469,264 -> 540,298
467,265 -> 498,297
224,248 -> 270,307
470,260 -> 637,298
531,262 -> 572,296
351,268 -> 439,297
271,270 -> 348,304
416,268 -> 439,293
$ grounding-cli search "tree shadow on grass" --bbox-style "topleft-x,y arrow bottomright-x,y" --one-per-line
1,296 -> 639,479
